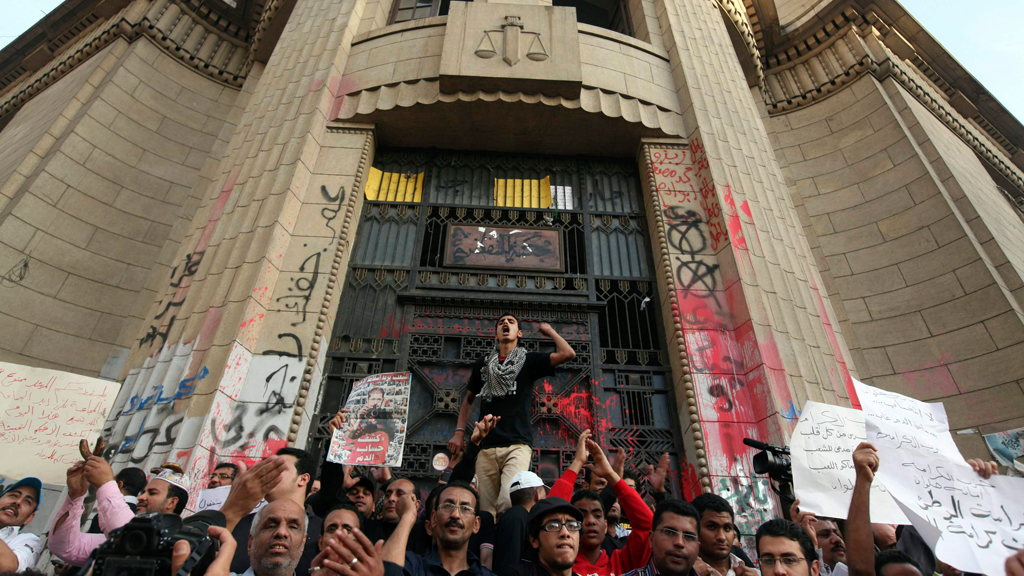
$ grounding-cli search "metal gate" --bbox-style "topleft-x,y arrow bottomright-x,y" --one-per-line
309,149 -> 687,497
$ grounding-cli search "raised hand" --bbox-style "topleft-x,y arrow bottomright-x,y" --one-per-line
316,528 -> 386,576
329,408 -> 348,435
967,458 -> 998,480
343,464 -> 358,490
83,455 -> 115,488
611,447 -> 626,479
370,466 -> 391,484
570,429 -> 591,472
585,439 -> 619,484
66,462 -> 89,500
852,442 -> 879,483
648,452 -> 670,493
220,456 -> 286,529
471,414 -> 501,445
789,499 -> 818,549
395,492 -> 418,520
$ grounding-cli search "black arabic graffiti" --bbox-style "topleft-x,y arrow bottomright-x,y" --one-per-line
320,185 -> 346,242
139,252 -> 204,348
276,248 -> 322,327
264,332 -> 304,358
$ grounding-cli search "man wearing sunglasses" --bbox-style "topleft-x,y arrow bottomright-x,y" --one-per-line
384,480 -> 494,576
621,499 -> 702,576
502,496 -> 585,576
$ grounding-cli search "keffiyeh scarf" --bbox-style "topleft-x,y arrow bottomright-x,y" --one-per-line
478,346 -> 527,401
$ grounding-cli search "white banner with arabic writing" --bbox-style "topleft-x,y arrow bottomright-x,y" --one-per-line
854,379 -> 1024,576
791,401 -> 908,524
0,362 -> 120,485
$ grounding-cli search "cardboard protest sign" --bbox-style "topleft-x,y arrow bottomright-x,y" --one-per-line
194,485 -> 266,515
0,362 -> 119,485
854,379 -> 1024,576
791,401 -> 908,524
326,372 -> 411,467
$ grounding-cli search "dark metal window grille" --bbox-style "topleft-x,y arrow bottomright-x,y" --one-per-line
313,149 -> 685,498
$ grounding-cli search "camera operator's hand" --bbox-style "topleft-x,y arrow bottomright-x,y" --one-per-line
170,525 -> 237,576
66,462 -> 89,500
221,456 -> 286,530
83,455 -> 115,488
314,528 -> 385,576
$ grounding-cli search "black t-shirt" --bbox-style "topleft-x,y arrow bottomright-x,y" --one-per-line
493,505 -> 529,569
230,508 -> 323,576
468,352 -> 555,448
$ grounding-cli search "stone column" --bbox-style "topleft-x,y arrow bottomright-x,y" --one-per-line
649,0 -> 860,528
104,0 -> 376,510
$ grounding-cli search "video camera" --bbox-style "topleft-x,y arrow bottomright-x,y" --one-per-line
743,438 -> 795,513
89,510 -> 225,576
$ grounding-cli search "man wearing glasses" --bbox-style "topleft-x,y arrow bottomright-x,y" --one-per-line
384,480 -> 494,576
209,463 -> 242,489
755,520 -> 820,576
621,499 -> 702,576
503,496 -> 585,576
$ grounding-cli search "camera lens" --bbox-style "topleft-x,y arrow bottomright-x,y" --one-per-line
123,529 -> 148,555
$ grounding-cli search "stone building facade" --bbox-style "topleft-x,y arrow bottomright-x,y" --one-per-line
1,0 -> 1022,529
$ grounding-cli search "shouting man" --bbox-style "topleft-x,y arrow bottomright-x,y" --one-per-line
448,314 -> 576,515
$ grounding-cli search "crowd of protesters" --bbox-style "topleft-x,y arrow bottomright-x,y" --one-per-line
1,314 -> 1022,576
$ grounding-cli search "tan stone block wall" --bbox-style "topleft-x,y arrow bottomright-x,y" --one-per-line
767,74 -> 1024,458
0,37 -> 240,375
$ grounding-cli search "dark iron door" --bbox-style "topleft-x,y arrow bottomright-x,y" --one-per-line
311,149 -> 688,498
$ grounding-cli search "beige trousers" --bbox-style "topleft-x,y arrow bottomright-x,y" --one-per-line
475,444 -> 533,516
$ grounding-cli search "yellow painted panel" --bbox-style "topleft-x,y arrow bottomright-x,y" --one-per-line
514,179 -> 523,207
540,175 -> 552,208
365,167 -> 383,201
386,171 -> 401,201
530,179 -> 540,208
494,178 -> 505,206
398,174 -> 412,202
413,172 -> 424,203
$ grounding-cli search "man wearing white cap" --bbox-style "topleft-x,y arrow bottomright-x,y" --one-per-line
0,476 -> 43,572
494,470 -> 548,570
49,461 -> 190,566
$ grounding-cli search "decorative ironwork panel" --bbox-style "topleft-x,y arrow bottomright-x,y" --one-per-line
314,149 -> 685,499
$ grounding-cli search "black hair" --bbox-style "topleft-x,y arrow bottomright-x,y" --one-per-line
436,480 -> 480,515
570,489 -> 603,508
876,550 -> 922,576
214,463 -> 239,476
167,484 -> 189,515
755,519 -> 817,570
321,502 -> 365,535
511,486 -> 541,508
276,447 -> 316,495
691,493 -> 735,523
653,498 -> 700,530
496,313 -> 519,327
116,467 -> 147,497
622,470 -> 640,482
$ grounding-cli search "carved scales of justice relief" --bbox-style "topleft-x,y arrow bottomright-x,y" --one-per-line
475,15 -> 549,66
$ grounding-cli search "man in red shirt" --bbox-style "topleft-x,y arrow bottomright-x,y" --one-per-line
548,430 -> 653,576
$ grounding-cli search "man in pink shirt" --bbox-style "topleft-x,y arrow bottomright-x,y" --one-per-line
48,460 -> 190,567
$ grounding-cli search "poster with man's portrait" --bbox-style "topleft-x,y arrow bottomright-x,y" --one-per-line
325,372 -> 411,467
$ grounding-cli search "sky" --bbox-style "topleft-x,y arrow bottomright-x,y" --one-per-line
0,0 -> 1022,121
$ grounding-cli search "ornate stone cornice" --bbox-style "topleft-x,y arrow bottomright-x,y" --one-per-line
0,0 -> 249,123
759,11 -> 1024,197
